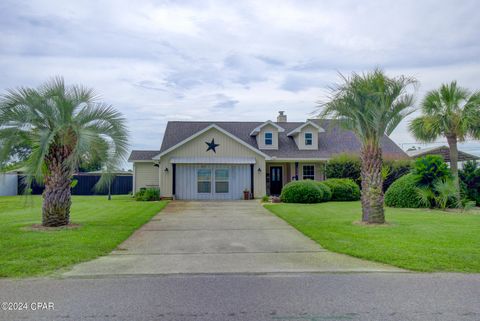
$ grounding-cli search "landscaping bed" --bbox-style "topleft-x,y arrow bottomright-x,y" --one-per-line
0,195 -> 167,277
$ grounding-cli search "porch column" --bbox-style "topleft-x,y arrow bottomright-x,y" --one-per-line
250,164 -> 254,198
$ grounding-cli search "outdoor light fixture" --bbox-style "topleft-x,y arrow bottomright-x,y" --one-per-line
257,167 -> 262,172
164,167 -> 169,172
153,163 -> 159,167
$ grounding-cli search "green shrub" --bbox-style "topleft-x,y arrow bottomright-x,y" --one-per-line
135,187 -> 160,201
280,181 -> 324,203
417,178 -> 458,210
314,182 -> 332,202
325,154 -> 361,185
459,160 -> 480,206
261,195 -> 270,203
412,155 -> 451,188
322,178 -> 360,201
384,173 -> 424,208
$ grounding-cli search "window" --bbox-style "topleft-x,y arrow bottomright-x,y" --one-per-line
264,132 -> 273,145
197,169 -> 211,193
215,169 -> 229,193
305,132 -> 313,146
302,165 -> 315,180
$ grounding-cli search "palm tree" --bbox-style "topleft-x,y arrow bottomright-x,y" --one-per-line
319,69 -> 416,224
409,81 -> 480,198
0,77 -> 129,227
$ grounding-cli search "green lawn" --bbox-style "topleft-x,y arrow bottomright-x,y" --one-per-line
0,195 -> 167,278
265,202 -> 480,272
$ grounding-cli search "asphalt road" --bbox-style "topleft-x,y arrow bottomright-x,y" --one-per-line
0,273 -> 479,321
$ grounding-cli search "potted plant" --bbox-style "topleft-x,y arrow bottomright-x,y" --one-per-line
243,189 -> 251,200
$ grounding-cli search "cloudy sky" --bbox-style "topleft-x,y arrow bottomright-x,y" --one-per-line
1,0 -> 479,157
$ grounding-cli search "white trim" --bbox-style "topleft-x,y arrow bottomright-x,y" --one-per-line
132,163 -> 136,193
170,157 -> 256,164
301,164 -> 316,180
249,120 -> 285,136
304,132 -> 313,146
287,121 -> 325,136
264,131 -> 273,145
153,124 -> 271,160
129,160 -> 158,163
267,157 -> 330,162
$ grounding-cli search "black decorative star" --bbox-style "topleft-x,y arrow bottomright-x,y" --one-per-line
205,138 -> 219,153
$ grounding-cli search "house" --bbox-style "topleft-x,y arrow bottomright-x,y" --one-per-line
128,112 -> 408,200
407,145 -> 479,168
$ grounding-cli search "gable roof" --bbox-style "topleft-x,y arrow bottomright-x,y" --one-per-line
287,120 -> 325,136
136,119 -> 408,160
153,124 -> 271,159
249,120 -> 285,136
407,145 -> 479,162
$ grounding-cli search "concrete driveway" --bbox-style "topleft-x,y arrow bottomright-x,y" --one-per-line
65,201 -> 403,276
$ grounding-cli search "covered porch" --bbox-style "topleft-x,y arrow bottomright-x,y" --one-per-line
266,160 -> 327,196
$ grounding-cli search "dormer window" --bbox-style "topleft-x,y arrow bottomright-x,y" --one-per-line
305,132 -> 313,146
265,132 -> 273,145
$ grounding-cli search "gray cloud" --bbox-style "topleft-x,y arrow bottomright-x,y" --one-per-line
0,0 -> 479,158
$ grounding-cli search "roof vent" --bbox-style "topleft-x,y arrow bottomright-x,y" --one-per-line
277,111 -> 287,123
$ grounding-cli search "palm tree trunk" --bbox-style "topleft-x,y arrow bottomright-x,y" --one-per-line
446,134 -> 461,201
360,143 -> 385,224
42,151 -> 72,227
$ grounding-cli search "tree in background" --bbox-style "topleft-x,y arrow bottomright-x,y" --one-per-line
0,77 -> 128,226
319,69 -> 416,224
410,81 -> 480,199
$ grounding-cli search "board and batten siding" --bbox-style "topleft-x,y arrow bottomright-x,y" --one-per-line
133,162 -> 159,192
159,127 -> 266,198
176,164 -> 250,200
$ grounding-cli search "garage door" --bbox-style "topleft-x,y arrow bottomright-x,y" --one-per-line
175,164 -> 251,200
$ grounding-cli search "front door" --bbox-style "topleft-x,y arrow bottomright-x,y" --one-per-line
269,166 -> 283,195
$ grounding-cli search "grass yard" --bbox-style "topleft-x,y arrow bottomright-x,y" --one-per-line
265,202 -> 480,272
0,195 -> 167,277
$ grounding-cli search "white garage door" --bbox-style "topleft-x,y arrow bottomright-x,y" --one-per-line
175,164 -> 251,200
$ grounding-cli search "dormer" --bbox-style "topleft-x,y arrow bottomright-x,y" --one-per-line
287,120 -> 325,150
250,120 -> 285,150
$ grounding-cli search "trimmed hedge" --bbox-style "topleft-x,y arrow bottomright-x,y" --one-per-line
314,181 -> 333,202
325,154 -> 361,185
280,180 -> 328,203
384,173 -> 424,208
322,178 -> 360,201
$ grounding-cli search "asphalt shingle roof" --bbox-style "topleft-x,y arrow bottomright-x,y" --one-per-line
128,150 -> 160,161
128,120 -> 408,161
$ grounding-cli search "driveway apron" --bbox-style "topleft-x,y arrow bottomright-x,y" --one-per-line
64,201 -> 403,276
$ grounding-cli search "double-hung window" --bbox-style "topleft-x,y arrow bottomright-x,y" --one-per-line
197,169 -> 212,193
215,169 -> 229,193
264,132 -> 273,145
305,132 -> 313,146
302,165 -> 315,180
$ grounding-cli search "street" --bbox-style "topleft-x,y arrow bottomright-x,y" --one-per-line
1,273 -> 479,321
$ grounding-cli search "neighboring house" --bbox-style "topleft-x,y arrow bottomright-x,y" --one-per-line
407,145 -> 479,168
128,112 -> 408,200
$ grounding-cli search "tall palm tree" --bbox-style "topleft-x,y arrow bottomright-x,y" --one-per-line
0,77 -> 129,227
410,81 -> 480,198
319,69 -> 416,224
